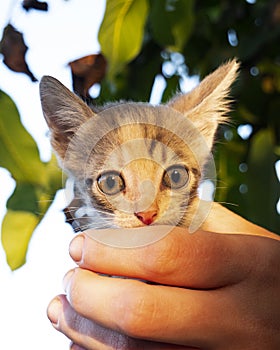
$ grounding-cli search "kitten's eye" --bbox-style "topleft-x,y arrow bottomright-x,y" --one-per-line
163,165 -> 189,189
97,171 -> 125,195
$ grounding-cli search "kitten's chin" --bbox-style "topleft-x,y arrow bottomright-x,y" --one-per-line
115,212 -> 172,228
116,218 -> 177,228
115,220 -> 158,229
116,223 -> 165,229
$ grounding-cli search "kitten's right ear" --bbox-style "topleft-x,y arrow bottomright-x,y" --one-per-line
167,59 -> 239,150
39,76 -> 95,159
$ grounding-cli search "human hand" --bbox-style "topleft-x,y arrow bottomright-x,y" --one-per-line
47,226 -> 280,349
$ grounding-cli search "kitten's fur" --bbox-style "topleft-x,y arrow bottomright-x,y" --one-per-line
40,60 -> 239,231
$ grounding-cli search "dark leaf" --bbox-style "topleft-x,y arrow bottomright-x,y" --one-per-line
0,24 -> 37,81
161,75 -> 180,103
245,129 -> 280,233
149,0 -> 195,52
69,54 -> 107,99
22,0 -> 48,11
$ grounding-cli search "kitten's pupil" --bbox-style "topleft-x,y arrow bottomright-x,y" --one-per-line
107,176 -> 116,189
171,170 -> 180,184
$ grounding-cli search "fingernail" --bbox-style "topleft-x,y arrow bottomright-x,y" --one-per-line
47,297 -> 62,326
69,235 -> 84,263
63,269 -> 75,292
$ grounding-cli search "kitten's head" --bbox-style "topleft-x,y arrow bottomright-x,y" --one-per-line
40,59 -> 239,230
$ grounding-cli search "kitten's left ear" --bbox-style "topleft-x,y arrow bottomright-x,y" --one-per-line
167,59 -> 240,149
40,76 -> 95,159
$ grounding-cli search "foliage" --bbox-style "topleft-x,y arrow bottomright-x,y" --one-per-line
0,0 -> 279,269
0,90 -> 62,269
98,0 -> 149,79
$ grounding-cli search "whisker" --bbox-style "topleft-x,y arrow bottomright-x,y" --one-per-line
65,217 -> 89,221
216,201 -> 238,207
66,208 -> 116,217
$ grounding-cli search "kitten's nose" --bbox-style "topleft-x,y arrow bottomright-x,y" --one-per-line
135,210 -> 157,225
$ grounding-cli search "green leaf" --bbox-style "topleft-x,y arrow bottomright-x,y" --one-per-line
0,90 -> 63,269
1,210 -> 40,270
7,182 -> 39,213
98,0 -> 149,78
149,0 -> 194,52
0,90 -> 46,184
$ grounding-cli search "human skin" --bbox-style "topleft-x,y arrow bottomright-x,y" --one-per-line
47,207 -> 280,349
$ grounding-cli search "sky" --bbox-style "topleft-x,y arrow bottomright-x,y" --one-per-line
0,1 -> 106,349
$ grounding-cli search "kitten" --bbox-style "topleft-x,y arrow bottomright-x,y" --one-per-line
39,60 -> 239,232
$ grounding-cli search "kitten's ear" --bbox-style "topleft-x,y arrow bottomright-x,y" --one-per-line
167,59 -> 240,149
39,76 -> 95,158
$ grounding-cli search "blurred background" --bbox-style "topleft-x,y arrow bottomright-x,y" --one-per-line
0,0 -> 279,349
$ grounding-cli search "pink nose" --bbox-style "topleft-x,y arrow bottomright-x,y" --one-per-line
135,210 -> 157,225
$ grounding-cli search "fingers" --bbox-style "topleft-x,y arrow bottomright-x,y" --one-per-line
70,344 -> 86,350
69,227 -> 279,289
48,295 -> 194,350
48,294 -> 129,350
62,268 -> 250,348
48,229 -> 280,349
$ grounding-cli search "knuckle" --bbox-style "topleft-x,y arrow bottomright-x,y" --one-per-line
140,240 -> 181,280
66,269 -> 85,311
115,284 -> 157,338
